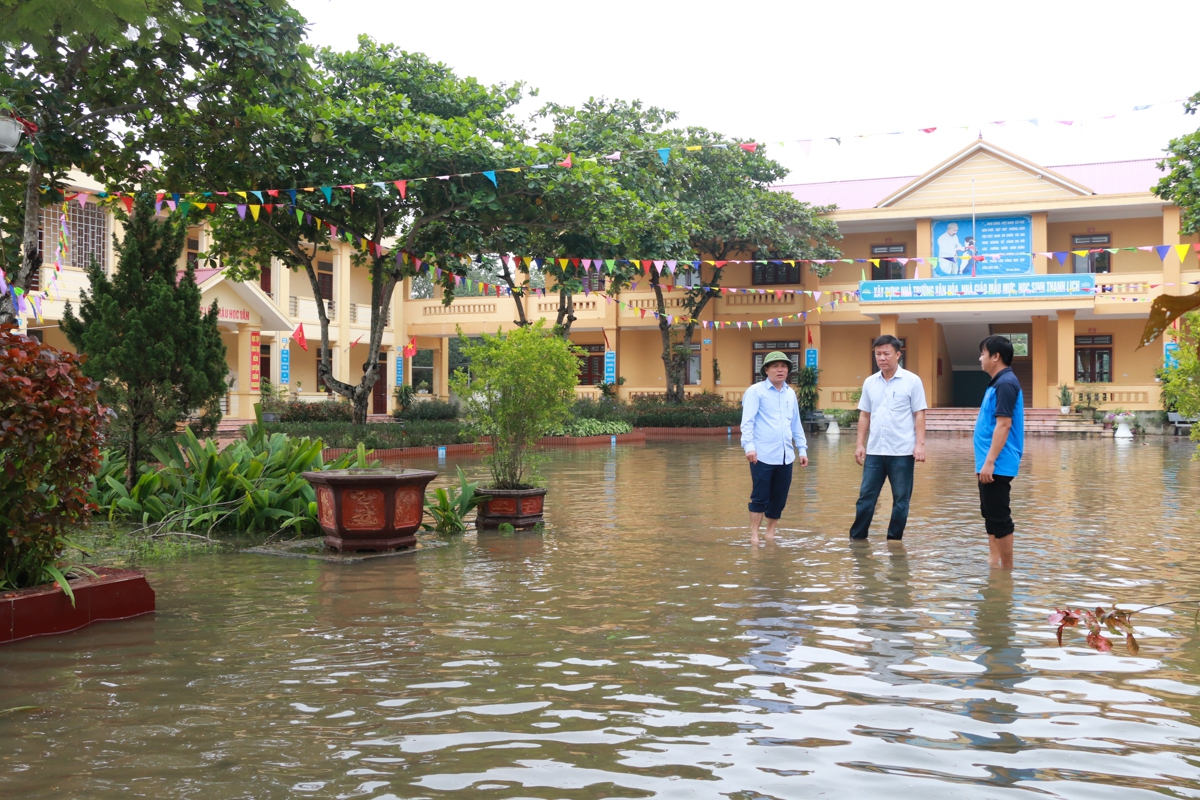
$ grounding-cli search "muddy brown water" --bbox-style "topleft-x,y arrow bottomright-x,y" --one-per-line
3,436 -> 1200,799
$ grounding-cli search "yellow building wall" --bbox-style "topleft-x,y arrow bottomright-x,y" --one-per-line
936,324 -> 953,406
818,323 -> 876,400
1047,217 -> 1169,274
1084,317 -> 1162,387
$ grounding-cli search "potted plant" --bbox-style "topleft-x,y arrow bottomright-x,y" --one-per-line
794,365 -> 821,425
416,380 -> 431,395
393,383 -> 416,418
450,321 -> 579,529
1107,408 -> 1136,439
1058,384 -> 1072,415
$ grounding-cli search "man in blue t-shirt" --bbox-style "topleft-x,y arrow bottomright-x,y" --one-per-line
973,335 -> 1024,570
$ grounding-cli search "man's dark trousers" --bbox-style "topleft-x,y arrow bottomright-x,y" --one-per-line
849,454 -> 915,540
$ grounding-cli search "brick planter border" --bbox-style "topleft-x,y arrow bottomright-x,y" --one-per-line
640,425 -> 741,438
1,567 -> 155,645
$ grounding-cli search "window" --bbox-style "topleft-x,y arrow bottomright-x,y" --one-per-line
580,272 -> 605,293
260,264 -> 272,296
186,234 -> 201,267
38,200 -> 108,272
870,244 -> 906,280
1072,234 -> 1112,274
316,260 -> 334,303
576,344 -> 604,385
685,344 -> 701,385
677,264 -> 702,288
869,337 -> 906,373
1075,335 -> 1112,383
752,262 -> 802,286
410,348 -> 434,393
752,341 -> 802,383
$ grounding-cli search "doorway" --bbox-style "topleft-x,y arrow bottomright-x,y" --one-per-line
372,354 -> 388,414
989,324 -> 1032,408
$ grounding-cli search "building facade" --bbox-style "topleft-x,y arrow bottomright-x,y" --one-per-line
18,141 -> 1200,417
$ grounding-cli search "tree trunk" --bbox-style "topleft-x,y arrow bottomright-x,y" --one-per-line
498,258 -> 529,327
0,159 -> 43,326
554,287 -> 575,337
125,419 -> 138,490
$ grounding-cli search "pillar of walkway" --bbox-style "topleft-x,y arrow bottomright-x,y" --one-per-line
916,318 -> 937,408
1163,206 -> 1183,296
1056,310 -> 1076,393
234,323 -> 257,419
805,320 -> 822,407
436,338 -> 450,400
1031,212 -> 1048,275
1032,315 -> 1050,408
915,219 -> 931,279
879,314 -> 898,339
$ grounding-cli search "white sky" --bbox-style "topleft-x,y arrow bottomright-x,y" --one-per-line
291,0 -> 1199,184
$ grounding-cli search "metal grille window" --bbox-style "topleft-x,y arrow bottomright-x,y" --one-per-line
576,344 -> 604,385
752,262 -> 802,286
1072,234 -> 1112,274
752,341 -> 802,383
186,233 -> 201,267
316,260 -> 334,304
580,272 -> 605,293
38,201 -> 108,272
870,244 -> 906,280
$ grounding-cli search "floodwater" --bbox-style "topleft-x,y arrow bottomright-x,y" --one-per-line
4,436 -> 1200,799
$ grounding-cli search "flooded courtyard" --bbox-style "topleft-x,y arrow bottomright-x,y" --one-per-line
3,435 -> 1200,799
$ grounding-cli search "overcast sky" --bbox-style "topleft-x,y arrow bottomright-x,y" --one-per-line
291,0 -> 1198,184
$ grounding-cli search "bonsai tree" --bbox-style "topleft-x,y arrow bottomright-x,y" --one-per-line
1058,384 -> 1072,408
451,321 -> 580,489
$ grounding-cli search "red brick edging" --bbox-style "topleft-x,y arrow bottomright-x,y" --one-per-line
536,431 -> 647,446
640,425 -> 741,438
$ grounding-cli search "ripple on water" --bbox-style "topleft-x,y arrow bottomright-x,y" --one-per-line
1,437 -> 1200,799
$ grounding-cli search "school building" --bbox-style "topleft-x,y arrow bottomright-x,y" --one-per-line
21,140 -> 1200,420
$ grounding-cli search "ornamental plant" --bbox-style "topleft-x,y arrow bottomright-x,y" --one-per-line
450,321 -> 580,489
0,325 -> 106,594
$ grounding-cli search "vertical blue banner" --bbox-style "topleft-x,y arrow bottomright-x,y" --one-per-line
396,354 -> 403,386
279,347 -> 290,384
805,348 -> 818,368
604,350 -> 616,384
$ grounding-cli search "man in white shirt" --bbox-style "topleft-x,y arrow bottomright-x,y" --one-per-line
849,335 -> 927,541
936,222 -> 963,277
740,352 -> 809,546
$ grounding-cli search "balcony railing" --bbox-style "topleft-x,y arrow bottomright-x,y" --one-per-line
289,295 -> 335,322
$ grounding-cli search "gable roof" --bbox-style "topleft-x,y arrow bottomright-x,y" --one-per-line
776,144 -> 1164,211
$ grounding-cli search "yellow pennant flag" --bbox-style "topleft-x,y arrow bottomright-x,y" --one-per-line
869,259 -> 879,268
685,145 -> 702,151
1175,244 -> 1191,263
249,205 -> 260,221
235,191 -> 247,200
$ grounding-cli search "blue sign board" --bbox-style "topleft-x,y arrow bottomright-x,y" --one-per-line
279,347 -> 290,384
931,216 -> 1032,276
396,355 -> 403,386
805,348 -> 818,368
859,273 -> 1095,303
1165,341 -> 1180,369
604,350 -> 616,384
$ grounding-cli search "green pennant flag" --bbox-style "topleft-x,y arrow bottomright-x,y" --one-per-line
296,208 -> 304,224
605,259 -> 615,273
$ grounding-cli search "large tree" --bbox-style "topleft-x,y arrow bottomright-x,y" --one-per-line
180,38 -> 649,423
1147,91 -> 1200,344
0,0 -> 307,325
61,193 -> 227,487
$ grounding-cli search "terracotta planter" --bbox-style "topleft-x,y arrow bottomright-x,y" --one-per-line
476,487 -> 547,530
303,468 -> 438,552
1,567 -> 155,645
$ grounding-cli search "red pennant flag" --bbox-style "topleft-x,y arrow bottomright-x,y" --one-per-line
120,196 -> 133,213
807,328 -> 813,345
293,323 -> 308,352
557,155 -> 573,168
394,180 -> 407,199
739,142 -> 757,153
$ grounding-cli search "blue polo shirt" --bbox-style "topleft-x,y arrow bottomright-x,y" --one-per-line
974,367 -> 1024,476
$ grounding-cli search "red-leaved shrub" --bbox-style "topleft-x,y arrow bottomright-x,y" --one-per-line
0,325 -> 106,590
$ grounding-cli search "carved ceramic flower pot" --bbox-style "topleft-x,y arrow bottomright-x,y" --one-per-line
302,468 -> 438,552
475,487 -> 547,530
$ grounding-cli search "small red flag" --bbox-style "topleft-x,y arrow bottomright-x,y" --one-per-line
293,323 -> 308,352
402,336 -> 417,358
807,328 -> 813,345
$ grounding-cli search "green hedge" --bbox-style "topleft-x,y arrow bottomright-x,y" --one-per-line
626,404 -> 742,428
395,398 -> 459,420
275,398 -> 354,423
547,418 -> 633,437
261,420 -> 476,449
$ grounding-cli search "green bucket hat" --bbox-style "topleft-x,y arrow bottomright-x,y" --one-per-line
760,351 -> 793,377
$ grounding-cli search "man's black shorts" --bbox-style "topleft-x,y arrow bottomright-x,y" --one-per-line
978,475 -> 1014,539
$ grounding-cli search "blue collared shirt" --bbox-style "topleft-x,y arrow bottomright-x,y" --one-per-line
740,379 -> 807,465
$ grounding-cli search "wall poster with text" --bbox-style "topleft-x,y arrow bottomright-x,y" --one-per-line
931,216 -> 1032,277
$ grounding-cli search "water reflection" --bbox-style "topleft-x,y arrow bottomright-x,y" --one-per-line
1,437 -> 1199,798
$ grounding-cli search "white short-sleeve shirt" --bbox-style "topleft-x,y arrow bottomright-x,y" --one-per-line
857,367 -> 928,456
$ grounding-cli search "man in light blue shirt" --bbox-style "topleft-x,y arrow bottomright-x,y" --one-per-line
741,352 -> 808,545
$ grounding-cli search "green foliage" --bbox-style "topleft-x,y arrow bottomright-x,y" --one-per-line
829,408 -> 860,427
422,467 -> 483,534
1156,92 -> 1200,236
0,326 -> 107,595
628,398 -> 739,429
277,397 -> 354,423
1073,382 -> 1103,411
571,397 -> 628,422
396,399 -> 459,420
794,367 -> 821,413
393,383 -> 417,414
451,321 -> 580,489
548,419 -> 633,437
596,376 -> 626,399
1159,313 -> 1200,451
1059,384 -> 1073,406
61,193 -> 227,484
261,420 -> 475,449
90,419 -> 372,535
